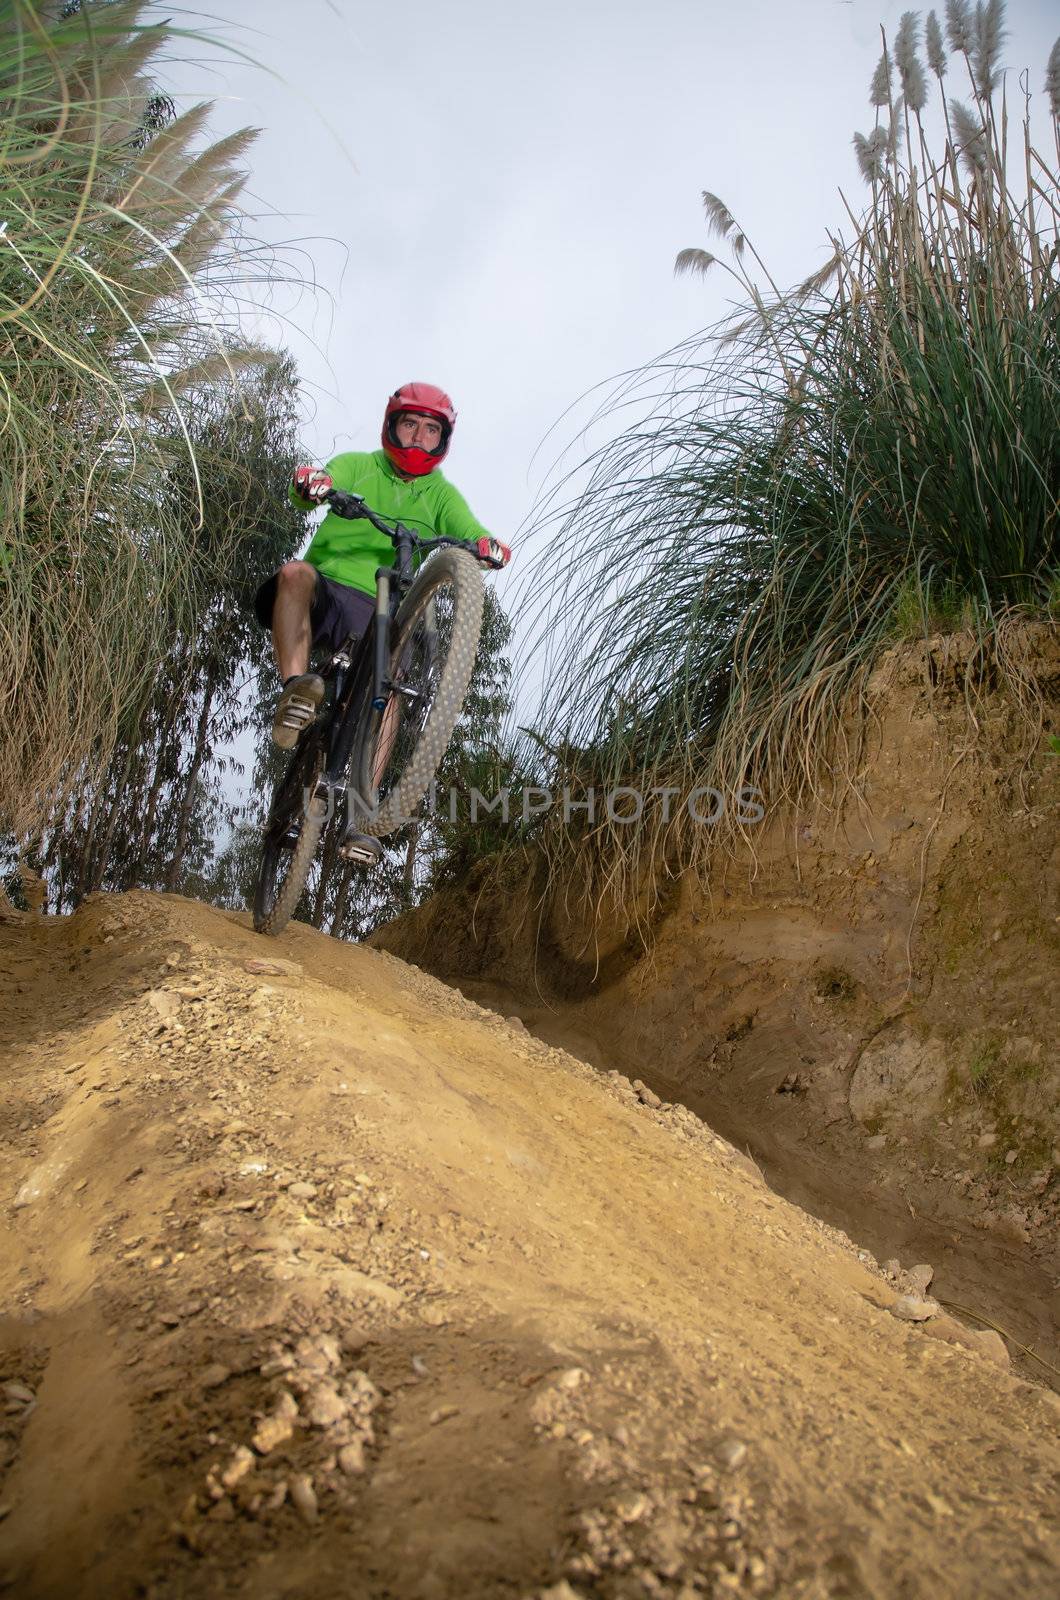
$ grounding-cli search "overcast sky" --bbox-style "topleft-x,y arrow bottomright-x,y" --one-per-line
164,0 -> 1057,617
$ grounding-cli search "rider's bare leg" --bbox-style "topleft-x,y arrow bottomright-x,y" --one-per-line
271,560 -> 317,681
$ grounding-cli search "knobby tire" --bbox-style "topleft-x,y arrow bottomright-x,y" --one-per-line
253,736 -> 327,937
355,548 -> 484,837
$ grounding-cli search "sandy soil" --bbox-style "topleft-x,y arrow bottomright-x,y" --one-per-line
1,890 -> 1058,1599
376,630 -> 1060,1384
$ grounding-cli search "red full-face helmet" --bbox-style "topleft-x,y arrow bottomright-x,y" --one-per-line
382,382 -> 457,477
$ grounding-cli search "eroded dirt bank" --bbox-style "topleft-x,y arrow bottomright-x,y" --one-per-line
375,633 -> 1060,1380
2,892 -> 1058,1599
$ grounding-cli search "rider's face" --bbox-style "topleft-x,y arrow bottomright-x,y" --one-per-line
393,411 -> 443,452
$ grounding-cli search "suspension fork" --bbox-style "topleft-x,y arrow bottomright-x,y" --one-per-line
371,565 -> 393,710
325,547 -> 412,816
313,567 -> 394,817
318,628 -> 378,802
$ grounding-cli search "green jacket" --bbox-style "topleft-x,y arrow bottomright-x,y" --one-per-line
291,449 -> 493,595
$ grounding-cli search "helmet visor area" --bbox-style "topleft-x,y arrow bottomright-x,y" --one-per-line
388,409 -> 450,455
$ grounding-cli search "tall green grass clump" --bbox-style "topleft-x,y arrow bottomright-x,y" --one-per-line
516,1 -> 1059,919
0,0 -> 266,834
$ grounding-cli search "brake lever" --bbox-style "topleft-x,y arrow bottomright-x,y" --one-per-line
327,490 -> 366,519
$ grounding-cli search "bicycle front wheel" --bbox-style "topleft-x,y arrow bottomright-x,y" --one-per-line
353,547 -> 484,837
253,731 -> 328,936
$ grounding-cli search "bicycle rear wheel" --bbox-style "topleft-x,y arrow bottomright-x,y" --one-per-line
353,547 -> 484,837
253,730 -> 328,936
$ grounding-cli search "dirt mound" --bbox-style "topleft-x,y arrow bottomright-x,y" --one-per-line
376,630 -> 1060,1378
1,891 -> 1058,1598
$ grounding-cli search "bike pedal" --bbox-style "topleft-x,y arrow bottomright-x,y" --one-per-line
339,835 -> 383,867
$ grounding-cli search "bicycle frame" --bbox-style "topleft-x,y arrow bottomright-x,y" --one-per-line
298,494 -> 457,827
255,486 -> 498,933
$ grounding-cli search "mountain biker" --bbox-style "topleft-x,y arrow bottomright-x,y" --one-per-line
253,381 -> 510,861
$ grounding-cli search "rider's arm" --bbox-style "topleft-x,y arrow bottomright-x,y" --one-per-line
292,453 -> 382,590
433,478 -> 510,561
290,475 -> 319,510
430,477 -> 492,544
289,451 -> 357,510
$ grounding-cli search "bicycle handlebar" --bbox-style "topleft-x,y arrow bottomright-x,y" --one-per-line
323,488 -> 502,567
325,489 -> 401,537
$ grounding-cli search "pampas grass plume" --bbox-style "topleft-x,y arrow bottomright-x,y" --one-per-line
895,11 -> 928,112
795,252 -> 841,298
973,0 -> 1007,97
853,128 -> 888,183
701,191 -> 740,241
674,248 -> 717,279
950,98 -> 988,173
870,48 -> 892,107
1045,36 -> 1060,119
926,11 -> 947,76
945,0 -> 973,53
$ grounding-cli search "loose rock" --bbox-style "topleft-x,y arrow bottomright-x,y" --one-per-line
244,958 -> 302,978
964,1327 -> 1010,1367
289,1474 -> 318,1525
715,1437 -> 748,1471
305,1384 -> 348,1429
905,1263 -> 934,1294
294,1334 -> 342,1374
220,1445 -> 255,1490
253,1390 -> 298,1453
614,1492 -> 650,1523
891,1294 -> 940,1323
337,1439 -> 367,1475
146,989 -> 181,1019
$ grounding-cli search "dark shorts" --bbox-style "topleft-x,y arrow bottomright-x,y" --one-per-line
254,570 -> 375,655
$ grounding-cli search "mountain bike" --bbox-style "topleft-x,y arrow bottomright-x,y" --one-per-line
252,490 -> 497,936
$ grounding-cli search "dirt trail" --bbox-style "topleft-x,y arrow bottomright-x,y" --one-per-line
1,891 -> 1058,1599
438,972 -> 1060,1386
374,630 -> 1060,1388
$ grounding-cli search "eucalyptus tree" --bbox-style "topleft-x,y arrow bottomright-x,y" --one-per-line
39,353 -> 309,905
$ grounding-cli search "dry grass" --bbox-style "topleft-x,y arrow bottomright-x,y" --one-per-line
0,1 -> 274,836
507,1 -> 1058,935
